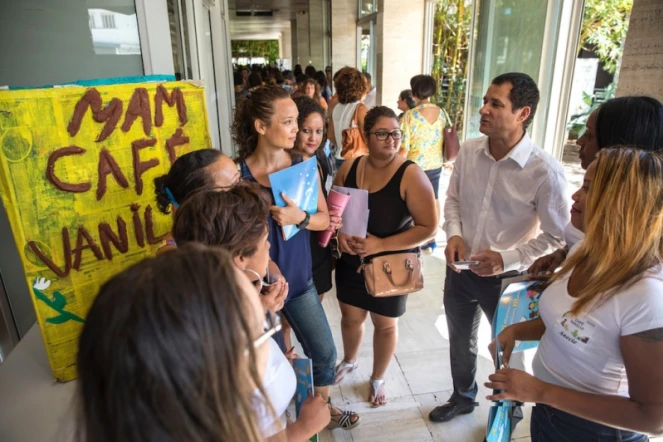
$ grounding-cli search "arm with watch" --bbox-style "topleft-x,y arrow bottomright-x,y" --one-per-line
269,174 -> 331,231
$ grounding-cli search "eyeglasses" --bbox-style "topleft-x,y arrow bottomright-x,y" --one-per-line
244,267 -> 279,294
247,310 -> 282,355
370,130 -> 403,141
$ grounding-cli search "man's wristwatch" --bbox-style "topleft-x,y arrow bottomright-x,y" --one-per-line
296,211 -> 310,230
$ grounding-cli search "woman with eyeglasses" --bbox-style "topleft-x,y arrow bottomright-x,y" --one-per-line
333,106 -> 438,406
153,148 -> 240,253
232,86 -> 360,431
399,75 -> 451,254
76,245 -> 330,442
154,149 -> 288,314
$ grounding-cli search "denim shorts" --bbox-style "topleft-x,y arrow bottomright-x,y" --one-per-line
531,403 -> 648,442
281,280 -> 337,387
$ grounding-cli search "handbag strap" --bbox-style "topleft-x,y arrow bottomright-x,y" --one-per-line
382,257 -> 415,287
439,107 -> 455,128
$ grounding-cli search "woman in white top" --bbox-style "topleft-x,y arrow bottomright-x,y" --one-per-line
327,67 -> 369,169
487,148 -> 663,441
76,245 -> 329,442
529,96 -> 663,277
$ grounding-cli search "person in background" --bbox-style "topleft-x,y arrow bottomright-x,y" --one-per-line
315,70 -> 333,103
292,96 -> 336,300
248,72 -> 263,94
294,64 -> 303,77
488,148 -> 663,441
232,86 -> 360,430
282,70 -> 296,94
328,67 -> 369,170
327,69 -> 343,109
333,106 -> 438,407
528,95 -> 663,277
305,65 -> 317,79
431,72 -> 569,423
397,89 -> 416,121
362,72 -> 376,109
399,75 -> 449,253
301,78 -> 328,110
75,245 -> 331,442
234,70 -> 249,102
325,66 -> 333,93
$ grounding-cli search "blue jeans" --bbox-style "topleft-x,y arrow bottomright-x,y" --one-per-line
281,280 -> 337,387
531,404 -> 648,442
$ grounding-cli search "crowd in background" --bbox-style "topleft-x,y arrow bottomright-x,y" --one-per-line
72,61 -> 663,442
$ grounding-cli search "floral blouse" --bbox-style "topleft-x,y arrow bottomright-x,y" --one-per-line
400,103 -> 449,170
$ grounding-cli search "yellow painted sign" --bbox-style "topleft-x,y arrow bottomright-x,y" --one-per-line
0,81 -> 210,381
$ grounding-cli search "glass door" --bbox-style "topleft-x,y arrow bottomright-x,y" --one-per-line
464,0 -> 583,155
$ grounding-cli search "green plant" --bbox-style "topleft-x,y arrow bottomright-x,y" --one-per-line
431,0 -> 472,132
579,0 -> 633,74
231,40 -> 279,64
566,82 -> 616,139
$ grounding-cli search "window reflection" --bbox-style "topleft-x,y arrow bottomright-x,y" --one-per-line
88,8 -> 141,55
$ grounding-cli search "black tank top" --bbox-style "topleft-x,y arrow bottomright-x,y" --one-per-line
341,157 -> 416,265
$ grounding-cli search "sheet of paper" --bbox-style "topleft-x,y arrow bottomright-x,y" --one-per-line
332,185 -> 369,238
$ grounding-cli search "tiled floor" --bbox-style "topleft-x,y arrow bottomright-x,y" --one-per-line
291,252 -> 531,442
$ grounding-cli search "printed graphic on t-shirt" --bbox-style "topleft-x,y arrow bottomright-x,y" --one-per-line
558,311 -> 596,344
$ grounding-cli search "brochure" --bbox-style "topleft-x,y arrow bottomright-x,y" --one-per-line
268,157 -> 319,241
332,185 -> 369,238
293,358 -> 318,442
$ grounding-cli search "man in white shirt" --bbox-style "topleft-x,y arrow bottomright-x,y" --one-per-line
429,72 -> 569,423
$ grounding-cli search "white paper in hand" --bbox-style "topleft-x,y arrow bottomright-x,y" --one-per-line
332,185 -> 369,238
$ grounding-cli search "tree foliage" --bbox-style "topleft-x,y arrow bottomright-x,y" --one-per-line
231,40 -> 279,63
579,0 -> 633,74
431,0 -> 472,132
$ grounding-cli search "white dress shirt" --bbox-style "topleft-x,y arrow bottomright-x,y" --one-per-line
443,134 -> 569,272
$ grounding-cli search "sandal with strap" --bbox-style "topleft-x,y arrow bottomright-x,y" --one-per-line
333,360 -> 358,385
368,378 -> 387,407
326,405 -> 361,430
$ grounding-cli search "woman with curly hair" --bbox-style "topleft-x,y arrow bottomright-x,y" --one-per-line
292,96 -> 335,298
232,86 -> 360,431
328,67 -> 369,168
300,78 -> 328,110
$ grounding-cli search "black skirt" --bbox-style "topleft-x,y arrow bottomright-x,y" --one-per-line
335,258 -> 408,318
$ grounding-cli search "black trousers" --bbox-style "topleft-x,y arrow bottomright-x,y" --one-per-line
443,267 -> 503,404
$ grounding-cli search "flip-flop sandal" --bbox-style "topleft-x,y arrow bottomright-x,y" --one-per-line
368,378 -> 386,407
326,408 -> 361,430
333,360 -> 358,385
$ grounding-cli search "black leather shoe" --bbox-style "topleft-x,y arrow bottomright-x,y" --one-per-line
429,401 -> 477,422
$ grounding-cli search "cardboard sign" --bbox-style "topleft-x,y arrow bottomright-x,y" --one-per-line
0,81 -> 210,381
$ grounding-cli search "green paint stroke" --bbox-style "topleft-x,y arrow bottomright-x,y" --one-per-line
33,287 -> 85,324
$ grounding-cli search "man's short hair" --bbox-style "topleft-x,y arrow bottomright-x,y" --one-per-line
491,72 -> 539,130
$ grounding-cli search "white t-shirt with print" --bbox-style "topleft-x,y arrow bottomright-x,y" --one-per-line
532,250 -> 663,397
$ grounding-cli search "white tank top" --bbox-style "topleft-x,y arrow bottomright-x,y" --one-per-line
332,102 -> 360,159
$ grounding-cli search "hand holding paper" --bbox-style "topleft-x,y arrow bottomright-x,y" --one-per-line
332,185 -> 369,238
318,189 -> 351,247
271,193 -> 308,226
